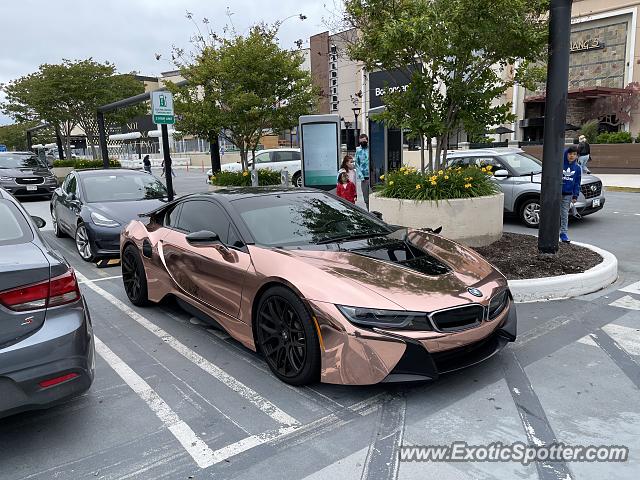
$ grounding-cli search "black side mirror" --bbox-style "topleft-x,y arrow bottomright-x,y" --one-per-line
371,211 -> 383,220
31,216 -> 46,229
186,230 -> 220,246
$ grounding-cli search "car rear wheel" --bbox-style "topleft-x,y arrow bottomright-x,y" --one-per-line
519,198 -> 541,228
51,207 -> 65,238
255,286 -> 320,385
292,172 -> 302,188
75,223 -> 96,262
122,245 -> 150,306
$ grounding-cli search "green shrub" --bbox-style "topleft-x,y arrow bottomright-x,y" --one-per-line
377,165 -> 500,201
595,131 -> 633,144
579,119 -> 599,144
53,159 -> 121,168
210,168 -> 281,186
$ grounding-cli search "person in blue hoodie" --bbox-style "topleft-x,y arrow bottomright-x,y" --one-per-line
560,145 -> 581,243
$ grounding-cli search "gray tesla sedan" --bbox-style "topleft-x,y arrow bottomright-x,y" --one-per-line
0,187 -> 94,419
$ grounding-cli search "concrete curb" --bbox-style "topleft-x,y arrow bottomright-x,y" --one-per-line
508,241 -> 618,303
605,186 -> 640,193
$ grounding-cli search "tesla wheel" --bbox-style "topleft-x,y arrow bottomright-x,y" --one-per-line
255,286 -> 320,385
75,223 -> 96,262
519,198 -> 541,228
122,245 -> 150,306
292,172 -> 302,188
51,207 -> 65,238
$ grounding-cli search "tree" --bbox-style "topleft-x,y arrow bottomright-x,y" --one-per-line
586,82 -> 640,129
344,0 -> 549,170
1,59 -> 144,159
0,121 -> 47,150
169,20 -> 318,171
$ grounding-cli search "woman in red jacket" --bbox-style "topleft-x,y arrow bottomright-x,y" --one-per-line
336,171 -> 356,204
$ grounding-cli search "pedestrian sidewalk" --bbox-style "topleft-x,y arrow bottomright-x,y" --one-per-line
597,174 -> 640,192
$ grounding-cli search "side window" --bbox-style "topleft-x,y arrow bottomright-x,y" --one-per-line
65,175 -> 77,195
448,157 -> 471,168
176,200 -> 231,243
165,204 -> 182,228
272,151 -> 298,162
227,224 -> 245,249
254,152 -> 271,164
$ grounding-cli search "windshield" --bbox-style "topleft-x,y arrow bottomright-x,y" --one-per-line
0,154 -> 47,169
498,153 -> 542,175
81,173 -> 168,203
232,192 -> 392,247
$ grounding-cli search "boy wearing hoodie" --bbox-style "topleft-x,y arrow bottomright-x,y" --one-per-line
560,145 -> 581,243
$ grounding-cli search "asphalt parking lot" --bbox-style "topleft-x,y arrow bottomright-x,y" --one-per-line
2,171 -> 640,480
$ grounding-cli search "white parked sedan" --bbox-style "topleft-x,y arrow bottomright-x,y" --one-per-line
207,148 -> 302,186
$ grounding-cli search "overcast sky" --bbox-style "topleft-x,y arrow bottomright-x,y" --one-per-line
0,0 -> 340,125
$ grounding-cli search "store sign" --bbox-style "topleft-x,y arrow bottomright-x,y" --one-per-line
570,38 -> 605,53
369,67 -> 415,108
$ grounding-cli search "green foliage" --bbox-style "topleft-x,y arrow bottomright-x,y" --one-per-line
378,165 -> 500,201
344,0 -> 548,169
1,59 -> 144,159
169,22 -> 318,171
579,119 -> 599,144
0,122 -> 45,150
53,159 -> 121,168
209,168 -> 281,186
595,131 -> 633,144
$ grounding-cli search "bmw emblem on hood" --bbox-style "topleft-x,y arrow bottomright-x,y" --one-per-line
467,287 -> 483,297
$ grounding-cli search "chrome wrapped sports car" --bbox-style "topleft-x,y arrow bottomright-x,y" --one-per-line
121,188 -> 516,385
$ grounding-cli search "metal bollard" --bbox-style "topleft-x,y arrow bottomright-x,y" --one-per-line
281,170 -> 290,187
251,169 -> 259,187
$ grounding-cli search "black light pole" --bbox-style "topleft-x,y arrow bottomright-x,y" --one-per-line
209,136 -> 221,173
538,0 -> 573,254
352,106 -> 361,152
161,124 -> 174,201
97,111 -> 110,169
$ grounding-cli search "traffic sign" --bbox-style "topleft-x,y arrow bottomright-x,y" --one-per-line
151,91 -> 175,125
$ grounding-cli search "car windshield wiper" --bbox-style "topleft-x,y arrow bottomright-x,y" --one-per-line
316,231 -> 388,245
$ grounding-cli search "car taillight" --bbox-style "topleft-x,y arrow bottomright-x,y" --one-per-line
0,269 -> 80,312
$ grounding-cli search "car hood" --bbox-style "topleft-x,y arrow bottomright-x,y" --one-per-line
88,199 -> 166,225
0,167 -> 53,178
516,172 -> 600,186
581,174 -> 601,184
253,230 -> 506,312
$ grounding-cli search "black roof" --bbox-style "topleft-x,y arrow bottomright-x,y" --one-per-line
194,186 -> 321,201
74,168 -> 151,177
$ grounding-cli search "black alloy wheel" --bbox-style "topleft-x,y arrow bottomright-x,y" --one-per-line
256,287 -> 320,385
292,172 -> 303,188
122,245 -> 150,306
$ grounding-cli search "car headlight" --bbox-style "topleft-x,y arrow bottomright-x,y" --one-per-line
90,212 -> 120,227
337,305 -> 433,331
488,290 -> 510,320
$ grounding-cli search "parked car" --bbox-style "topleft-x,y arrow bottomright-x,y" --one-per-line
447,148 -> 605,227
121,187 -> 516,386
207,148 -> 302,186
0,187 -> 94,418
51,169 -> 168,262
0,152 -> 58,199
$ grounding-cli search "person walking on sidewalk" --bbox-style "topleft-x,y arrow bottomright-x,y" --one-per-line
142,155 -> 152,174
577,135 -> 591,174
355,134 -> 370,210
560,145 -> 582,243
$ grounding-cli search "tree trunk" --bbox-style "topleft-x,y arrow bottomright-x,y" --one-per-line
428,139 -> 433,172
419,135 -> 425,173
86,132 -> 98,160
251,148 -> 256,171
239,147 -> 248,171
434,136 -> 443,171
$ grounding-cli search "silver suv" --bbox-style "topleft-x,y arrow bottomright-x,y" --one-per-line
447,148 -> 605,228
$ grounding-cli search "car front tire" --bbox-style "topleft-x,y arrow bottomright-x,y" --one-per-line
122,245 -> 150,306
255,286 -> 320,385
51,206 -> 66,238
519,198 -> 541,228
75,223 -> 96,262
292,172 -> 302,188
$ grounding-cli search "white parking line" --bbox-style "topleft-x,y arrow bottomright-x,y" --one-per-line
620,281 -> 640,296
602,324 -> 640,356
78,274 -> 123,284
94,336 -> 217,469
76,271 -> 299,427
610,295 -> 640,311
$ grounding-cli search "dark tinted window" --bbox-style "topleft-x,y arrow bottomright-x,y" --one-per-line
0,200 -> 33,245
227,224 -> 244,249
81,173 -> 168,202
0,154 -> 46,169
64,175 -> 77,195
165,204 -> 182,227
232,192 -> 391,246
272,151 -> 300,162
176,200 -> 231,242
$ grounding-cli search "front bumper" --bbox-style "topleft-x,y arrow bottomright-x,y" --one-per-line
575,196 -> 605,217
1,183 -> 57,197
311,299 -> 517,385
86,224 -> 122,259
0,297 -> 95,418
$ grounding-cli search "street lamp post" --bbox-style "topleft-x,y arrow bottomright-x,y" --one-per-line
352,107 -> 361,152
538,0 -> 573,254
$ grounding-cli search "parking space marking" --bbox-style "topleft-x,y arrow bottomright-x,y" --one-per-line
609,295 -> 640,311
590,331 -> 640,390
620,281 -> 640,296
76,271 -> 299,427
94,336 -> 217,469
601,324 -> 640,356
77,274 -> 122,284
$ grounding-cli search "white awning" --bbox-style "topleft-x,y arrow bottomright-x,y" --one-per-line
109,132 -> 142,141
147,129 -> 179,138
44,143 -> 57,148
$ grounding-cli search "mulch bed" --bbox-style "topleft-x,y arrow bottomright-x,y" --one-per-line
473,232 -> 603,280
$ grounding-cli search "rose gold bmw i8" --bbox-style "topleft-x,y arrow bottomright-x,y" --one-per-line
120,188 -> 516,386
